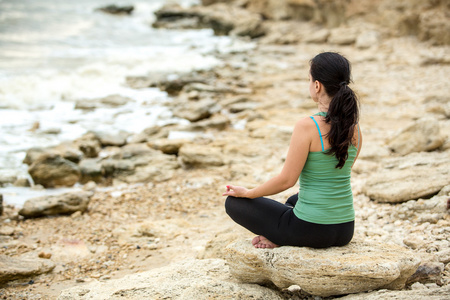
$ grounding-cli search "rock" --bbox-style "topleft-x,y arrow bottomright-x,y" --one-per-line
0,172 -> 17,187
99,144 -> 180,183
75,95 -> 132,110
13,177 -> 31,187
304,28 -> 330,43
339,285 -> 450,299
0,194 -> 2,216
355,30 -> 380,49
24,144 -> 83,166
153,4 -> 266,38
178,144 -> 224,168
57,259 -> 284,300
418,9 -> 450,46
406,262 -> 444,285
387,118 -> 445,155
75,133 -> 101,158
92,131 -> 129,147
225,239 -> 420,297
0,254 -> 55,284
125,73 -> 208,94
19,191 -> 92,218
51,143 -> 84,164
147,139 -> 187,155
328,27 -> 359,45
79,158 -> 104,183
96,5 -> 134,15
173,98 -> 218,122
187,114 -> 230,131
393,195 -> 449,223
23,147 -> 46,165
28,154 -> 81,188
362,152 -> 450,203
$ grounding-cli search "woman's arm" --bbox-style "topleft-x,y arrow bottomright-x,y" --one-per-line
352,124 -> 363,168
223,118 -> 311,198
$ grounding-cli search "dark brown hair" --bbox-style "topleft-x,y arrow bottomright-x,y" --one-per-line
310,52 -> 359,168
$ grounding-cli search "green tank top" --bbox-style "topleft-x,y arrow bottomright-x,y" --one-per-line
293,112 -> 358,224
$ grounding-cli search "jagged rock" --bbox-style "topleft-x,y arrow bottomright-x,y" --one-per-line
187,114 -> 230,131
75,133 -> 101,158
153,4 -> 265,38
23,147 -> 46,165
23,144 -> 83,166
0,172 -> 17,187
57,259 -> 284,299
92,130 -> 129,147
388,118 -> 445,155
406,262 -> 444,285
125,73 -> 208,94
19,191 -> 92,218
362,152 -> 450,203
28,154 -> 81,188
328,27 -> 359,45
98,144 -> 180,183
173,98 -> 218,122
51,143 -> 83,164
355,30 -> 380,49
393,194 -> 449,223
225,239 -> 420,297
97,5 -> 134,15
304,28 -> 330,43
147,139 -> 187,155
0,194 -> 3,216
79,158 -> 104,183
75,94 -> 133,110
0,254 -> 55,284
178,144 -> 224,168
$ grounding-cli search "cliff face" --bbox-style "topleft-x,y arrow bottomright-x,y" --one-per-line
202,0 -> 450,45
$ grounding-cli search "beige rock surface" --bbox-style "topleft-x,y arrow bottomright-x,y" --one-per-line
225,239 -> 421,297
57,259 -> 285,300
19,191 -> 92,218
0,255 -> 55,284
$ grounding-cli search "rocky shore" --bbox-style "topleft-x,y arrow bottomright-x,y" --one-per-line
1,0 -> 449,299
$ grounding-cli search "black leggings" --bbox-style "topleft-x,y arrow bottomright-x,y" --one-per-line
225,194 -> 354,248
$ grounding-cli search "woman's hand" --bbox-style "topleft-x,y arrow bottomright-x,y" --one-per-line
222,185 -> 251,198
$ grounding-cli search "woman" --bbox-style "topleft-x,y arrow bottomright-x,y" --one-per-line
223,52 -> 362,249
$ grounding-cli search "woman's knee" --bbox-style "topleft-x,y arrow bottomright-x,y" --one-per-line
224,196 -> 237,216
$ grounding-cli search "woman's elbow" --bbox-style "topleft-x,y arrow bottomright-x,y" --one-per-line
280,176 -> 297,190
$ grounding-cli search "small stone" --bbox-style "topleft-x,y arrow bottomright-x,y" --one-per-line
410,282 -> 427,290
38,252 -> 52,259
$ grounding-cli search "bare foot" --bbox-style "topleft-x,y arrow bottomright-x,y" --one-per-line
252,236 -> 279,249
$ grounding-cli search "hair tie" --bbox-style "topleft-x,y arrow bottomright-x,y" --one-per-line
339,81 -> 348,87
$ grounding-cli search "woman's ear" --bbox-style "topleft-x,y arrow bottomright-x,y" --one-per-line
315,80 -> 321,93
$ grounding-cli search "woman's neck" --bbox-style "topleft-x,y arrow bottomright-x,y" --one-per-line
318,102 -> 329,113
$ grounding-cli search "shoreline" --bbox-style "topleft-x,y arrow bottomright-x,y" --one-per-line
1,1 -> 449,298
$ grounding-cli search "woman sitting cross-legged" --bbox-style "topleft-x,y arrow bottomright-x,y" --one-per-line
223,52 -> 363,249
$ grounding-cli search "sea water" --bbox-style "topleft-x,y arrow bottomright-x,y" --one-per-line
0,0 -> 253,207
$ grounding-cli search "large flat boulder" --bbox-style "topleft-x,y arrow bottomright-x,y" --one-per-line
362,152 -> 450,203
387,118 -> 445,155
0,255 -> 55,284
58,259 -> 284,299
225,239 -> 421,297
19,191 -> 92,218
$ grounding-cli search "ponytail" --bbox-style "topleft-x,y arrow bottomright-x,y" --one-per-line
310,52 -> 359,169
